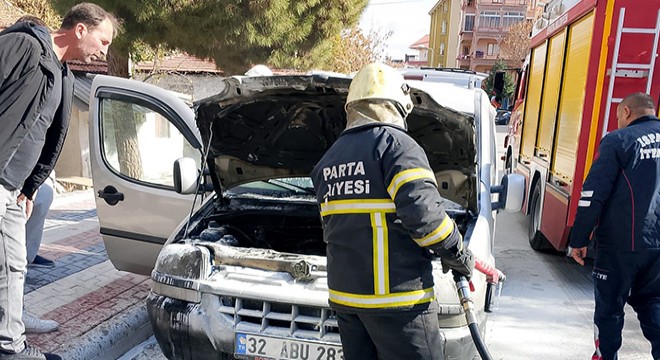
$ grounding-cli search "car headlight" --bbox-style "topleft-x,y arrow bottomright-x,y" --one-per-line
151,243 -> 212,303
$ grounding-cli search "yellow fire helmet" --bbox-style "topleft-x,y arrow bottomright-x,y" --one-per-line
346,63 -> 414,118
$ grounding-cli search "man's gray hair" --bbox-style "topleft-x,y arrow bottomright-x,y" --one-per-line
621,92 -> 657,113
61,2 -> 119,37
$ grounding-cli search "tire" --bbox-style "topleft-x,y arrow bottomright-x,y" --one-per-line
528,182 -> 549,251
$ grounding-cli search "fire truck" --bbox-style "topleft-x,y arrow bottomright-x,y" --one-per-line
504,0 -> 660,251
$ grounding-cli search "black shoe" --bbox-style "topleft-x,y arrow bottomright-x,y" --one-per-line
28,255 -> 55,268
0,344 -> 46,360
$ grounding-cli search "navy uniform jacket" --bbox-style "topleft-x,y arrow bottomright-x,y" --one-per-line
570,115 -> 660,251
310,123 -> 463,312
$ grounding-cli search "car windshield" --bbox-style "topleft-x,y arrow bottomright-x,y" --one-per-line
225,176 -> 465,212
226,177 -> 316,198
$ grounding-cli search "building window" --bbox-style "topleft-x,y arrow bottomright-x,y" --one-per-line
463,46 -> 470,55
441,20 -> 447,34
440,43 -> 445,56
464,14 -> 475,31
487,43 -> 498,56
492,0 -> 503,3
519,0 -> 526,4
503,11 -> 525,28
443,1 -> 448,12
479,11 -> 500,29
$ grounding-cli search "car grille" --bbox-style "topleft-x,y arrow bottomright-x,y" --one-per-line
218,296 -> 340,341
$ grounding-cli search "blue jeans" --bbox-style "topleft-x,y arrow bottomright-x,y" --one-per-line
25,179 -> 54,264
593,249 -> 660,360
0,185 -> 27,353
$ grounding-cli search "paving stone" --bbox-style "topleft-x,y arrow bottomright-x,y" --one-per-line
24,190 -> 153,358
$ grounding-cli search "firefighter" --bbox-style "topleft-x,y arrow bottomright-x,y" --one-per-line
310,63 -> 474,360
570,92 -> 660,360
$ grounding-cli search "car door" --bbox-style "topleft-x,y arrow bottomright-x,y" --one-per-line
89,75 -> 203,275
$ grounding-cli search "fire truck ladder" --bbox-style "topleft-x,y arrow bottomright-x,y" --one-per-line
602,7 -> 660,138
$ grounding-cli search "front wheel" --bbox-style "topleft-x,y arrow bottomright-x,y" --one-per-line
528,183 -> 549,251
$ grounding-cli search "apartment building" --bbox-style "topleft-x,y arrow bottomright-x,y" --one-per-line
428,0 -> 462,67
407,35 -> 431,67
456,0 -> 539,72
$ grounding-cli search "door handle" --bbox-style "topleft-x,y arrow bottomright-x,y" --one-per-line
98,185 -> 124,206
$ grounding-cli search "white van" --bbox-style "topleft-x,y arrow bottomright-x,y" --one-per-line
88,72 -> 524,359
400,67 -> 488,89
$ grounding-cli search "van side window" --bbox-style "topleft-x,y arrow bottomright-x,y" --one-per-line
99,97 -> 199,188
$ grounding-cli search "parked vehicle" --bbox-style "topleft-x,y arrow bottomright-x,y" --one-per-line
89,72 -> 524,359
400,67 -> 487,89
504,0 -> 660,252
495,109 -> 511,125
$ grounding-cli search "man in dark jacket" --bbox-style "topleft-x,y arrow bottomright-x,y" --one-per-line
0,4 -> 116,359
570,92 -> 660,360
311,63 -> 474,360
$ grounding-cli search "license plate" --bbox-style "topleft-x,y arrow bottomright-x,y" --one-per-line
235,333 -> 344,360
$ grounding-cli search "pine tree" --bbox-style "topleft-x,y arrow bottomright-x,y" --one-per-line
483,59 -> 515,103
47,0 -> 368,76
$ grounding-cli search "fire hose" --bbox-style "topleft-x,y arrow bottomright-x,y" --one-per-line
454,257 -> 506,360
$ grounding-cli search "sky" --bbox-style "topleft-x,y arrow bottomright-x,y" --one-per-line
359,0 -> 438,60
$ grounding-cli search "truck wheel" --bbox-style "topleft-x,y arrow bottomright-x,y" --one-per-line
528,183 -> 549,251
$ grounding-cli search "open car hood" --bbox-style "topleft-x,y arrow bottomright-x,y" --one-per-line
195,75 -> 478,211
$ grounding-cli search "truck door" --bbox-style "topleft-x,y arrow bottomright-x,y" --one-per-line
89,75 -> 203,275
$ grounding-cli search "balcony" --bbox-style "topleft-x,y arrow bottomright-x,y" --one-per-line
457,54 -> 471,69
478,0 -> 527,7
459,30 -> 473,41
474,26 -> 509,39
471,53 -> 499,67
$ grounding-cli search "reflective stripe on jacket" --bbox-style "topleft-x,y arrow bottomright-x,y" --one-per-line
570,115 -> 660,251
311,123 -> 462,311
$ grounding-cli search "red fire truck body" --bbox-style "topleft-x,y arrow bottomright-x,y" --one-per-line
505,0 -> 660,251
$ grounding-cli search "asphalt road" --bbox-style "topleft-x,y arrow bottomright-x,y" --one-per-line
119,125 -> 652,360
486,125 -> 648,360
487,211 -> 649,359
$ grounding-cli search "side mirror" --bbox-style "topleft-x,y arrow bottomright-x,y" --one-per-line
173,157 -> 199,194
491,174 -> 525,212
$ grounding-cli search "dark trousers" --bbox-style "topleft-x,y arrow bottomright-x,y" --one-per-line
335,303 -> 443,360
592,250 -> 660,360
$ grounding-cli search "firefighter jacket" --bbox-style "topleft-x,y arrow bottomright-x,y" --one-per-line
310,122 -> 463,312
570,115 -> 660,251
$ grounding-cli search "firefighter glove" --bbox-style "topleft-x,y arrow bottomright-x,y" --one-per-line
441,248 -> 475,280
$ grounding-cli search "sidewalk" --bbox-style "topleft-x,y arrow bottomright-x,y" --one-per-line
24,190 -> 154,360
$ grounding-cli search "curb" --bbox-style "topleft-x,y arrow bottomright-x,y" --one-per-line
57,302 -> 153,360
